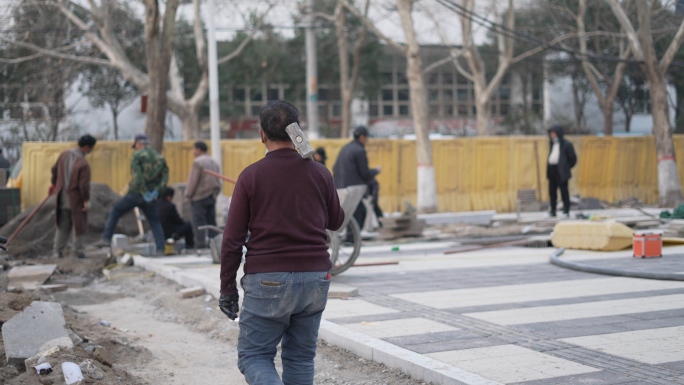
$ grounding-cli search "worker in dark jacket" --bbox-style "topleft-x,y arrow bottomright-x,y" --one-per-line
547,125 -> 577,218
158,187 -> 194,249
333,126 -> 380,228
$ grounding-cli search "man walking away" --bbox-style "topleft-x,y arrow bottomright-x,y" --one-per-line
332,126 -> 380,229
219,100 -> 345,385
159,187 -> 195,250
96,134 -> 168,253
50,135 -> 97,258
547,125 -> 577,218
185,141 -> 222,248
0,148 -> 10,186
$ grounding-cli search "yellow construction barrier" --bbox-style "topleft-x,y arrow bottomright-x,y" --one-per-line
20,135 -> 684,212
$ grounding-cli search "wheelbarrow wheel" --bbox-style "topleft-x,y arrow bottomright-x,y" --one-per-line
327,218 -> 361,275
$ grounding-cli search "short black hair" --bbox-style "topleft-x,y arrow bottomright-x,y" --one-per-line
260,100 -> 299,142
194,141 -> 208,152
353,126 -> 370,139
78,134 -> 97,148
161,187 -> 175,200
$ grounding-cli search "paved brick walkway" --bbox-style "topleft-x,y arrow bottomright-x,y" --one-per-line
323,243 -> 684,384
135,242 -> 684,384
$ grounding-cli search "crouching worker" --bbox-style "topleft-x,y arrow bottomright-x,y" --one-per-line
158,187 -> 195,250
218,100 -> 345,385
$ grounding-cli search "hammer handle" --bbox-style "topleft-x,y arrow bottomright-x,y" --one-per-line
203,169 -> 237,184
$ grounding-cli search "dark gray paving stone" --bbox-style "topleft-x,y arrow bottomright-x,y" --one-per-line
512,323 -> 631,339
384,330 -> 483,345
624,309 -> 684,320
1,301 -> 72,366
615,317 -> 684,330
510,370 -> 649,385
656,360 -> 684,373
404,337 -> 504,354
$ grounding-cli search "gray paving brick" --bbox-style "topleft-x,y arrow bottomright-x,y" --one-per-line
513,323 -> 631,339
510,370 -> 646,385
326,312 -> 415,325
403,337 -> 504,354
657,360 -> 684,373
383,330 -> 483,345
624,309 -> 684,320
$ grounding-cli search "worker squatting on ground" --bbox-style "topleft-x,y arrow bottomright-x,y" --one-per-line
185,141 -> 222,248
218,100 -> 345,385
332,126 -> 382,230
158,187 -> 195,249
547,125 -> 577,219
95,134 -> 169,253
50,135 -> 97,259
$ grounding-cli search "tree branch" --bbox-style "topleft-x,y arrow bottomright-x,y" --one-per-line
660,17 -> 684,72
606,0 -> 644,59
422,56 -> 451,75
0,36 -> 112,66
339,0 -> 407,54
217,2 -> 274,64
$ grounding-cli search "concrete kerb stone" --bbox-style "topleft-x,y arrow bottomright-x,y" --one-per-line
318,320 -> 503,385
134,256 -> 500,385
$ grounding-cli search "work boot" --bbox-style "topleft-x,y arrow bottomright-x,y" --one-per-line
93,239 -> 111,248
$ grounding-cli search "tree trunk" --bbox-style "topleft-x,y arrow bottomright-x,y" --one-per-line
144,0 -> 179,152
475,95 -> 490,136
396,0 -> 436,213
110,106 -> 119,140
602,102 -> 614,136
180,109 -> 200,140
647,71 -> 682,206
336,7 -> 352,138
625,113 -> 632,132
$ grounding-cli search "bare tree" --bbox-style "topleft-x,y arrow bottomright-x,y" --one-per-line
607,0 -> 684,206
575,0 -> 629,136
341,0 -> 437,213
436,0 -> 572,135
7,0 -> 270,149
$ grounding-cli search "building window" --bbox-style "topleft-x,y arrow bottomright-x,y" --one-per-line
382,89 -> 394,101
319,88 -> 329,101
429,89 -> 439,101
443,73 -> 454,85
429,104 -> 440,117
443,89 -> 453,101
499,103 -> 509,116
382,72 -> 393,84
251,88 -> 262,102
268,87 -> 279,100
369,103 -> 379,117
458,104 -> 468,116
383,105 -> 393,116
457,89 -> 469,101
251,105 -> 261,116
427,72 -> 439,85
445,105 -> 454,116
397,72 -> 408,84
233,88 -> 246,101
332,104 -> 341,117
398,89 -> 410,101
399,105 -> 410,116
499,87 -> 510,100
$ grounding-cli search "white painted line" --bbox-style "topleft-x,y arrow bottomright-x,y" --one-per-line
319,320 -> 503,385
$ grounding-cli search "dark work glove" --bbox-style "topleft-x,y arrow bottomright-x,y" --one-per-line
219,293 -> 240,320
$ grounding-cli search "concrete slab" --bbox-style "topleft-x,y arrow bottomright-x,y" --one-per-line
2,301 -> 72,366
418,211 -> 495,226
50,276 -> 92,288
7,264 -> 56,290
328,283 -> 359,299
346,317 -> 458,339
323,299 -> 398,320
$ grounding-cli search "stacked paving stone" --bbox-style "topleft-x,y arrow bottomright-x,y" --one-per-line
664,220 -> 684,237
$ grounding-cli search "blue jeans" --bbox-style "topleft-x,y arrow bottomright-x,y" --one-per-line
191,196 -> 217,248
238,271 -> 330,385
102,192 -> 166,252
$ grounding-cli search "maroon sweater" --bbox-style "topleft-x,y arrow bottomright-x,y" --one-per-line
220,148 -> 345,295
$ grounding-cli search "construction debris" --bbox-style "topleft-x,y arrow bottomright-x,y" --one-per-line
179,286 -> 206,298
665,220 -> 684,237
2,301 -> 73,366
0,183 -> 139,257
379,215 -> 426,240
551,221 -> 634,251
7,264 -> 56,291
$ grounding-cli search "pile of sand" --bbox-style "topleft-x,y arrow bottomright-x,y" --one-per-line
0,183 -> 139,257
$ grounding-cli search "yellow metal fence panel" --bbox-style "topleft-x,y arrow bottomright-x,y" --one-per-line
20,136 -> 684,212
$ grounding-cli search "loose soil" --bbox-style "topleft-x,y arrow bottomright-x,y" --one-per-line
0,254 -> 429,385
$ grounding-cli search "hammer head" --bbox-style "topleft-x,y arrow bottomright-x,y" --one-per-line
285,122 -> 314,159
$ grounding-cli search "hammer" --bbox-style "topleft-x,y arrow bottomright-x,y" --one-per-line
285,122 -> 314,159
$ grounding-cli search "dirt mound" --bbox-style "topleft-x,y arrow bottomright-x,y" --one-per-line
0,183 -> 138,257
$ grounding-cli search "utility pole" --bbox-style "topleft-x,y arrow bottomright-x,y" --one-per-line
305,0 -> 319,138
207,0 -> 222,171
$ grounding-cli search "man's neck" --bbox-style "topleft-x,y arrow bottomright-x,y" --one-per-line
265,141 -> 295,152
